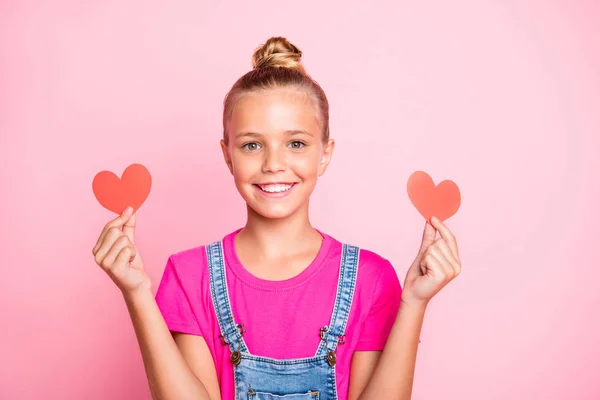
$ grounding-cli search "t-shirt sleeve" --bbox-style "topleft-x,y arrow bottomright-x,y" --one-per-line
355,259 -> 402,351
155,255 -> 203,336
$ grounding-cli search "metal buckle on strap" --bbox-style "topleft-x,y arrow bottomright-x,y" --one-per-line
219,323 -> 246,346
320,326 -> 347,367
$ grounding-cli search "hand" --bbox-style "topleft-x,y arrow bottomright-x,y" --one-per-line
401,216 -> 462,306
92,207 -> 150,295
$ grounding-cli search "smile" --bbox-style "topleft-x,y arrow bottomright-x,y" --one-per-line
255,183 -> 296,193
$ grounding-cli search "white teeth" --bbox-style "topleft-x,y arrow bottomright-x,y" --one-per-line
259,184 -> 293,193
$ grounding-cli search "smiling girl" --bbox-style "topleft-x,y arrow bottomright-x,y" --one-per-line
92,36 -> 461,400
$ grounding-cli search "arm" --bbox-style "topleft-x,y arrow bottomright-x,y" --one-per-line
172,333 -> 222,400
93,209 -> 219,400
124,288 -> 215,400
358,217 -> 461,400
347,351 -> 381,400
355,301 -> 426,400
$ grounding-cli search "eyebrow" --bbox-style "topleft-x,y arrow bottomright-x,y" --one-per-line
235,130 -> 313,139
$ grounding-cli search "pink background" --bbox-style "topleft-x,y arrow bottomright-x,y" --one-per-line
1,1 -> 599,399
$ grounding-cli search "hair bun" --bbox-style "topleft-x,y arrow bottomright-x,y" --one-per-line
252,36 -> 306,74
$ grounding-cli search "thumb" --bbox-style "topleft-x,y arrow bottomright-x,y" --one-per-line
122,207 -> 136,243
415,219 -> 437,260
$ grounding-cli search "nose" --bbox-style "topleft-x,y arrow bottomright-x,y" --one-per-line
262,146 -> 287,173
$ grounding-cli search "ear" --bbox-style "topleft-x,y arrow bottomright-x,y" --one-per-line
318,138 -> 335,176
220,138 -> 234,175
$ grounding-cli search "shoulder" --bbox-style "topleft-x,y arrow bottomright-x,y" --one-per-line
356,247 -> 401,293
155,236 -> 226,309
357,247 -> 396,275
156,242 -> 221,337
155,245 -> 209,302
163,245 -> 207,281
324,232 -> 401,293
161,234 -> 227,284
169,243 -> 211,266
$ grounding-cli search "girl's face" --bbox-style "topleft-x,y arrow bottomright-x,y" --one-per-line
221,89 -> 334,220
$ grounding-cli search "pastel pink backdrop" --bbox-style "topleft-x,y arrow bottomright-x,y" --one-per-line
1,1 -> 598,399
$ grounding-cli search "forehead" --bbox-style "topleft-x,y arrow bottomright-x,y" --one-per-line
229,89 -> 319,134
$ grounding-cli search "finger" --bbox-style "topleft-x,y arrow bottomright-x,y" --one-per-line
417,219 -> 438,258
422,253 -> 446,282
433,239 -> 461,276
427,245 -> 454,279
99,236 -> 136,271
93,207 -> 133,255
122,211 -> 136,244
430,216 -> 459,261
94,227 -> 127,266
93,207 -> 132,255
113,246 -> 136,275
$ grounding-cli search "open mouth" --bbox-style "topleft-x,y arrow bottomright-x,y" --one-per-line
254,183 -> 296,193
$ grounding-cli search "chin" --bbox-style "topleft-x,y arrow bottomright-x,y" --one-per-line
248,203 -> 303,220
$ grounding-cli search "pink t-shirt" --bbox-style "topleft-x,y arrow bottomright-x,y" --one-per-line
155,229 -> 402,400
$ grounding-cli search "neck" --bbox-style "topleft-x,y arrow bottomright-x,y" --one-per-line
237,202 -> 321,259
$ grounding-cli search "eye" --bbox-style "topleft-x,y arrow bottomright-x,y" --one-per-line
242,142 -> 261,151
288,141 -> 306,149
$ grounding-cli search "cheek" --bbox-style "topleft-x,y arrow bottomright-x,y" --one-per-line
292,155 -> 320,176
230,153 -> 254,177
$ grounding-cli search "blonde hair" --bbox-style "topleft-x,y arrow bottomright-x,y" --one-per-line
222,36 -> 330,145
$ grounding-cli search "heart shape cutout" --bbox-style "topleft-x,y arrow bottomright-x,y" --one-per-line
407,171 -> 461,222
92,163 -> 152,214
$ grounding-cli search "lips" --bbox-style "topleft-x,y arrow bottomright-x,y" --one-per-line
255,183 -> 296,193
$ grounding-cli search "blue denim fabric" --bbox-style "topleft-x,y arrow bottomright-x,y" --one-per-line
207,240 -> 360,400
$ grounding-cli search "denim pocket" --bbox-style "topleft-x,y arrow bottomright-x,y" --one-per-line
248,390 -> 319,400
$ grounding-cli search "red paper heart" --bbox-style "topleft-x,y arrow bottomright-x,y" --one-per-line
407,171 -> 461,222
92,163 -> 152,214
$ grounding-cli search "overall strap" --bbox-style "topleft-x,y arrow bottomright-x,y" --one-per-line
316,243 -> 360,356
206,241 -> 248,353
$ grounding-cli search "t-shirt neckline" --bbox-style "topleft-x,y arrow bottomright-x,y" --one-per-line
222,228 -> 334,292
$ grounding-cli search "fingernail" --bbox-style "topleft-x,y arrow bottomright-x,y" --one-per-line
123,207 -> 132,215
431,216 -> 438,223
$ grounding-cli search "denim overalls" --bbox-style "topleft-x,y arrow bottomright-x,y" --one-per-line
206,240 -> 360,400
